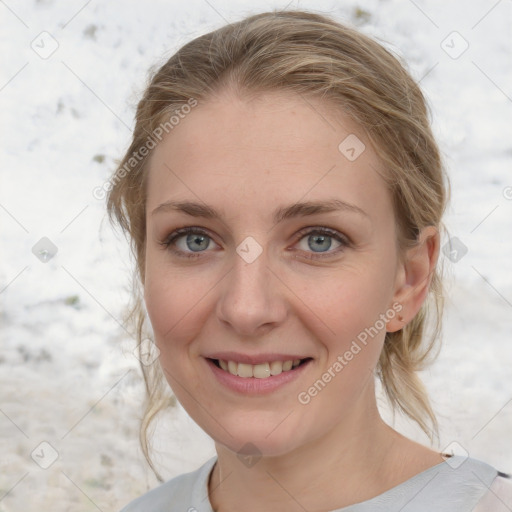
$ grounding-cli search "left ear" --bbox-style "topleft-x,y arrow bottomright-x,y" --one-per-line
387,226 -> 440,333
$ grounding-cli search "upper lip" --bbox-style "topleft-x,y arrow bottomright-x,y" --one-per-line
205,352 -> 311,365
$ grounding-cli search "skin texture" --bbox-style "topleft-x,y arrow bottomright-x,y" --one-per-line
144,90 -> 443,511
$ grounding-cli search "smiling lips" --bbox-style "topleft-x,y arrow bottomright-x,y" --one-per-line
218,359 -> 301,379
215,358 -> 305,378
205,354 -> 313,393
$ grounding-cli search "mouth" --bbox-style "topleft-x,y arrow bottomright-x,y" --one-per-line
207,357 -> 313,379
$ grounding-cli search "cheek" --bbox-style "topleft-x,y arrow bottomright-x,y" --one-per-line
294,271 -> 392,412
143,250 -> 223,368
302,264 -> 394,336
294,259 -> 396,388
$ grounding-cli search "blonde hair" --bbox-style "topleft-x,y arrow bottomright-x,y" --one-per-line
107,10 -> 448,478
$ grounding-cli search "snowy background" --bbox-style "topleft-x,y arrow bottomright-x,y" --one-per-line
1,0 -> 511,510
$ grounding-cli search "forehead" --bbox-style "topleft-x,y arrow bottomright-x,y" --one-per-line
145,91 -> 391,223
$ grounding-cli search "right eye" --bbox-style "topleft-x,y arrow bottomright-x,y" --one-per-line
161,227 -> 220,258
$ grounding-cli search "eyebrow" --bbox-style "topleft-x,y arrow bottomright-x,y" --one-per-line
151,199 -> 369,225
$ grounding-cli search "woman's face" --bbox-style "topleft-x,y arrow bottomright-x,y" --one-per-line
144,91 -> 406,456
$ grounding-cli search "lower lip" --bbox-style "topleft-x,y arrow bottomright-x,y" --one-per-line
204,358 -> 312,395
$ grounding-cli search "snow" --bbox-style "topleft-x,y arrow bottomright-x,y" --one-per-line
1,0 -> 511,510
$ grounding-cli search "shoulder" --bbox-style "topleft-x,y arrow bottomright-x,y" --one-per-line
422,457 -> 511,512
366,455 -> 503,511
119,456 -> 217,512
473,472 -> 512,512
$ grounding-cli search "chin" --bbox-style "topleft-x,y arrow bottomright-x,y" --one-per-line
207,415 -> 308,459
218,434 -> 300,459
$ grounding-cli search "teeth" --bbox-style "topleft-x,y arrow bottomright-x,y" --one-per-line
282,360 -> 293,371
253,362 -> 271,379
217,358 -> 305,378
237,363 -> 253,378
269,360 -> 283,376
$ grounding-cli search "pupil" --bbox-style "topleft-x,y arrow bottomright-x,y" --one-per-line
309,235 -> 331,252
187,234 -> 209,252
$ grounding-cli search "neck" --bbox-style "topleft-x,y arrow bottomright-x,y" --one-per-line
208,388 -> 418,512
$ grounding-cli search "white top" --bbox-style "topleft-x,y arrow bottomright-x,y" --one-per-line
120,455 -> 512,511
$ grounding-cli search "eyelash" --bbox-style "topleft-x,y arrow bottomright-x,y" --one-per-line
160,226 -> 351,260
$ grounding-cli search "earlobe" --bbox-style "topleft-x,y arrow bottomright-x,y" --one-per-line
387,226 -> 440,333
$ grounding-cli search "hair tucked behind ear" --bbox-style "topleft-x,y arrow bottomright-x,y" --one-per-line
107,9 -> 448,476
379,294 -> 443,439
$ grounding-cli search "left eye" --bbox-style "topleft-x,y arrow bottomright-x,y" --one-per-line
295,228 -> 347,256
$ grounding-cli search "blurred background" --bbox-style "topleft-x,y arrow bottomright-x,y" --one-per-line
1,0 -> 511,510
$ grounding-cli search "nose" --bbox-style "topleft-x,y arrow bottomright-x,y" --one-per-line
216,245 -> 288,337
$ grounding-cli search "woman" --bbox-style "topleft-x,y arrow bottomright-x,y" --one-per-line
107,10 -> 511,511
